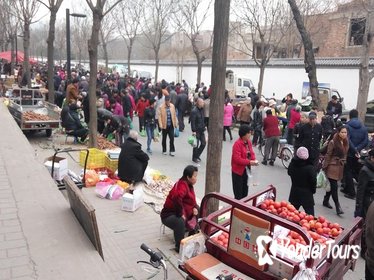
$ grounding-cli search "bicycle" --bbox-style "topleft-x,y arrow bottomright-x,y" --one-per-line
259,138 -> 294,169
138,243 -> 167,280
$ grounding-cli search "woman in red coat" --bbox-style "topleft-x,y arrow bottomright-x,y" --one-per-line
231,124 -> 258,199
160,165 -> 199,252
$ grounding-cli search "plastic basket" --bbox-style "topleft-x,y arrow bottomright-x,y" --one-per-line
79,148 -> 106,169
105,155 -> 118,172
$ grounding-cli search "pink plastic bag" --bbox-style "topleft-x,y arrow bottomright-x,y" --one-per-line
95,182 -> 124,200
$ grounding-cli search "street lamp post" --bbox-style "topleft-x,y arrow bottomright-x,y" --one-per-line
66,9 -> 86,82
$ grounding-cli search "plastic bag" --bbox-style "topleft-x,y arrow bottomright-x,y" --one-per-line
188,135 -> 197,147
95,182 -> 124,200
317,170 -> 330,191
292,262 -> 318,280
85,170 -> 100,187
174,127 -> 180,137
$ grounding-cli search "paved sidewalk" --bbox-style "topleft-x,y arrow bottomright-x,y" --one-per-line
0,102 -> 112,279
0,153 -> 36,280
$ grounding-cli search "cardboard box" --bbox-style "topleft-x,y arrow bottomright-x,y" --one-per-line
179,232 -> 206,265
121,187 -> 144,212
44,156 -> 68,181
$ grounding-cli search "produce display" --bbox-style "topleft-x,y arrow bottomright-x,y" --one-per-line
259,199 -> 342,240
97,136 -> 118,150
211,231 -> 229,249
23,111 -> 53,121
144,177 -> 174,199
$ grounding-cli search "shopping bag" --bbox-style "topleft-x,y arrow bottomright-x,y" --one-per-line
292,262 -> 317,280
317,170 -> 330,191
188,135 -> 197,147
139,130 -> 146,137
127,116 -> 134,129
174,127 -> 180,137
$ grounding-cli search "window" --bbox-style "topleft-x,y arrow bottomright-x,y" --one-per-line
243,80 -> 252,88
349,18 -> 366,46
238,78 -> 242,86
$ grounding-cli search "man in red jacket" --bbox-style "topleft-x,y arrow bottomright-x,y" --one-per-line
135,94 -> 149,132
262,109 -> 281,166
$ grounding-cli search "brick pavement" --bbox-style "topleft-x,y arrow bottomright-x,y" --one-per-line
0,154 -> 36,280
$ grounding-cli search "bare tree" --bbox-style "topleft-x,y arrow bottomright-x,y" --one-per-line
54,22 -> 66,64
285,0 -> 337,58
13,0 -> 40,87
0,1 -> 19,74
288,0 -> 320,109
141,0 -> 176,82
174,0 -> 213,85
356,0 -> 374,121
86,0 -> 122,148
99,14 -> 117,72
37,0 -> 64,103
114,0 -> 143,74
205,0 -> 231,214
232,0 -> 292,96
71,13 -> 91,64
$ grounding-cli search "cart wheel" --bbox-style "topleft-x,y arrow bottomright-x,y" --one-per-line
46,129 -> 52,137
280,147 -> 293,169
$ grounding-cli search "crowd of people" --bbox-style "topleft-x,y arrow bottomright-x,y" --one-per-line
1,61 -> 373,277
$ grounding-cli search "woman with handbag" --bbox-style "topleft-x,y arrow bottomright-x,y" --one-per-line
322,126 -> 349,215
160,165 -> 199,253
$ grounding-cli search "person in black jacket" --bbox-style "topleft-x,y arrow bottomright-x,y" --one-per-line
118,131 -> 149,184
288,147 -> 317,215
190,98 -> 206,164
175,88 -> 188,132
144,99 -> 156,154
355,149 -> 374,258
298,111 -> 323,167
61,104 -> 88,142
101,114 -> 130,146
326,95 -> 342,120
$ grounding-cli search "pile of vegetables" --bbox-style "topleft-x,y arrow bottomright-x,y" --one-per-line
97,136 -> 118,150
23,111 -> 52,121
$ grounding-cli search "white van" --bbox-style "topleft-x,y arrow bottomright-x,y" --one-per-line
225,70 -> 255,98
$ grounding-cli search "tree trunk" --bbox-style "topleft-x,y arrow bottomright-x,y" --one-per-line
87,12 -> 102,148
205,0 -> 231,215
127,38 -> 134,74
10,36 -> 15,75
103,42 -> 108,73
257,62 -> 266,96
23,23 -> 31,88
47,9 -> 58,104
154,49 -> 159,83
288,0 -> 320,109
197,57 -> 202,85
356,1 -> 374,122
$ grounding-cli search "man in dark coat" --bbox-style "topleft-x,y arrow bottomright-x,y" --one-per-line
175,87 -> 188,131
342,109 -> 368,199
326,95 -> 342,120
288,147 -> 317,215
60,104 -> 88,142
298,111 -> 323,167
190,98 -> 206,164
118,131 -> 149,184
365,202 -> 374,279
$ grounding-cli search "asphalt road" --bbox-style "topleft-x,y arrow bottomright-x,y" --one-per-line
26,116 -> 366,279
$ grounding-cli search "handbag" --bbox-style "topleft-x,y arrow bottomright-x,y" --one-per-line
186,217 -> 197,231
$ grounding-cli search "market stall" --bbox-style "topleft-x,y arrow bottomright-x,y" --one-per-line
180,185 -> 363,280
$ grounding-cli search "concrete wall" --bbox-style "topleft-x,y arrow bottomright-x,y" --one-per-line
129,62 -> 374,110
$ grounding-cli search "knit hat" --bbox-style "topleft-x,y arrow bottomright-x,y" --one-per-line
296,147 -> 309,160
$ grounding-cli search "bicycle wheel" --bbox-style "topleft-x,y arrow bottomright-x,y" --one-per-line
280,146 -> 293,169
